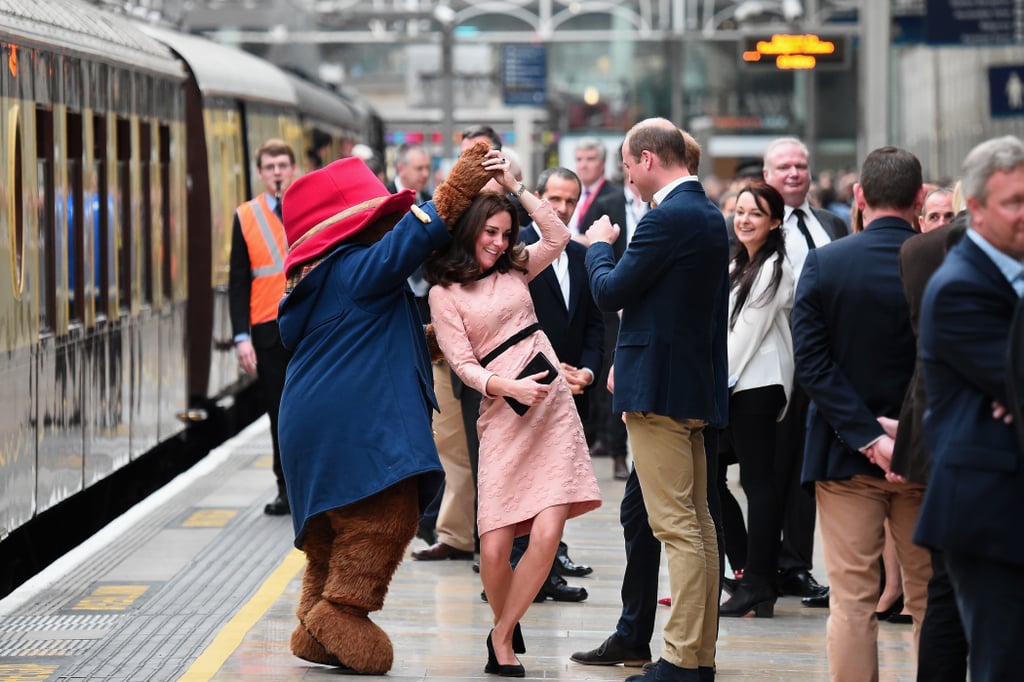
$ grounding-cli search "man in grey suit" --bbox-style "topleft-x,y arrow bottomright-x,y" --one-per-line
761,137 -> 847,605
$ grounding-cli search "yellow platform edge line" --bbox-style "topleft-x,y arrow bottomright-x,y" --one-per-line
178,548 -> 305,682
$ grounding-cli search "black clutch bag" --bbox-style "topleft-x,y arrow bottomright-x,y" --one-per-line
505,352 -> 558,416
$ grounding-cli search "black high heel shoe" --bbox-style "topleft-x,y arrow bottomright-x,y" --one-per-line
720,583 -> 776,618
485,630 -> 526,677
512,622 -> 525,654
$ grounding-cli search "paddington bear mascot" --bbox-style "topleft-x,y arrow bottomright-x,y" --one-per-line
276,142 -> 497,672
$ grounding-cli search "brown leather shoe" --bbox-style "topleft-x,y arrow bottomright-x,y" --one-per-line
411,542 -> 474,561
613,456 -> 629,480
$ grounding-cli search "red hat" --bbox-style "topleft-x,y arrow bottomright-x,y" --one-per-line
283,157 -> 416,276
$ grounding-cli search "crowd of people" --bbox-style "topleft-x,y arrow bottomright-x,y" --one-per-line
226,123 -> 1024,681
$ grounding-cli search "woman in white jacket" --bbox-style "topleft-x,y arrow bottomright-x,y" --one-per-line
720,182 -> 795,618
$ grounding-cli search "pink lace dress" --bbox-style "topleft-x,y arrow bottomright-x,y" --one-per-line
429,200 -> 601,536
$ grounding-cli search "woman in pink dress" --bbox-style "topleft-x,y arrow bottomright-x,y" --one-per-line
425,155 -> 601,678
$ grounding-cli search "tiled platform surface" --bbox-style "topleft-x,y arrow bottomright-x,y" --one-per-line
0,417 -> 917,681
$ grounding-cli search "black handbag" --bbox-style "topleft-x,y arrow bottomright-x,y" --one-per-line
505,352 -> 558,416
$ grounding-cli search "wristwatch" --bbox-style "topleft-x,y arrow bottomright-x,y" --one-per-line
514,182 -> 527,198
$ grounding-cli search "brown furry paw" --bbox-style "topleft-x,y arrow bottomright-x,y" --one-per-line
291,624 -> 346,668
424,323 -> 444,363
433,140 -> 496,226
304,600 -> 394,674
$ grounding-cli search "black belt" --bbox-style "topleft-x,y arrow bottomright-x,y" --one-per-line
480,323 -> 541,367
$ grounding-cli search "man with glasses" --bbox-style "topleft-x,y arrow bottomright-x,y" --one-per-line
229,138 -> 296,515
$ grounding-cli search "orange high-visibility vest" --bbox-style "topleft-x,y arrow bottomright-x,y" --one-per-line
237,194 -> 287,326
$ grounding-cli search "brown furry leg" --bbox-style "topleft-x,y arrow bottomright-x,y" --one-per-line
291,514 -> 342,666
304,478 -> 419,674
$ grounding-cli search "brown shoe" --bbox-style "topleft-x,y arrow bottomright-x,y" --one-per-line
613,456 -> 629,480
411,542 -> 474,561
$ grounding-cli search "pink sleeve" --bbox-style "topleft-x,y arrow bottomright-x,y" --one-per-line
428,285 -> 496,397
525,200 -> 570,282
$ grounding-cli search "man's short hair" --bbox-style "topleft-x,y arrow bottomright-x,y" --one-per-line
960,135 -> 1024,204
461,125 -> 502,150
574,137 -> 607,162
535,167 -> 581,197
624,118 -> 689,170
859,146 -> 922,210
395,142 -> 426,165
763,137 -> 809,167
920,187 -> 953,214
256,138 -> 295,167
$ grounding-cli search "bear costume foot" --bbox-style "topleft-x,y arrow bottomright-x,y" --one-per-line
304,600 -> 393,674
290,622 -> 347,668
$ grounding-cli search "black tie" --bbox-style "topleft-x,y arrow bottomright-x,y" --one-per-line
273,199 -> 283,223
792,208 -> 815,250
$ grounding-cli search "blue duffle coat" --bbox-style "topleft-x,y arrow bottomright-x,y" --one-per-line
277,202 -> 451,548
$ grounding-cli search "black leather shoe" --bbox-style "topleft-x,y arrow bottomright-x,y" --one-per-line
570,635 -> 651,666
779,568 -> 828,598
720,583 -> 776,618
264,494 -> 290,515
625,658 -> 697,681
555,544 -> 593,577
801,588 -> 830,608
537,574 -> 587,602
411,542 -> 474,561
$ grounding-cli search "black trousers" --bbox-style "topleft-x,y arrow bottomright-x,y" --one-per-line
774,385 -> 816,573
917,549 -> 968,681
946,550 -> 1023,682
728,385 -> 786,585
252,321 -> 291,494
716,431 -> 747,574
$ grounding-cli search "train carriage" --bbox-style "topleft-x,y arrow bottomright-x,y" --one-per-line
0,0 -> 384,548
0,0 -> 188,540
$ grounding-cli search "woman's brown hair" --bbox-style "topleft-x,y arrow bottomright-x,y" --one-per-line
423,191 -> 528,286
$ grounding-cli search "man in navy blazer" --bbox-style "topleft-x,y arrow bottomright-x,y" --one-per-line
585,118 -> 729,682
915,135 -> 1024,682
792,146 -> 932,680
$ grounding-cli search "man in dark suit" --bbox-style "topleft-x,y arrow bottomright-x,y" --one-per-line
568,137 -> 621,239
761,137 -> 847,605
891,213 -> 970,681
792,146 -> 932,680
915,135 -> 1024,682
385,143 -> 430,203
583,118 -> 729,682
508,166 -> 604,602
1011,296 -> 1024,452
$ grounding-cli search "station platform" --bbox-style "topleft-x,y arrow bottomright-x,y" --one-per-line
0,418 -> 917,681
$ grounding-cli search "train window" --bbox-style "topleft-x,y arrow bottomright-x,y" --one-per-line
67,111 -> 84,323
94,114 -> 108,319
116,117 -> 130,313
159,123 -> 171,303
36,105 -> 55,333
140,122 -> 152,307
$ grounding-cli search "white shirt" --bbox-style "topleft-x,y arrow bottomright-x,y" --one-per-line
624,187 -> 647,246
551,253 -> 571,308
783,201 -> 833,276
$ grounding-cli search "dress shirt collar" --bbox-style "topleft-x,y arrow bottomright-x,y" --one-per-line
966,228 -> 1024,296
784,200 -> 813,223
653,175 -> 699,206
264,192 -> 280,211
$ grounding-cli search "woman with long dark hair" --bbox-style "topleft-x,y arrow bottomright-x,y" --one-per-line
424,160 -> 601,677
719,182 -> 795,618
